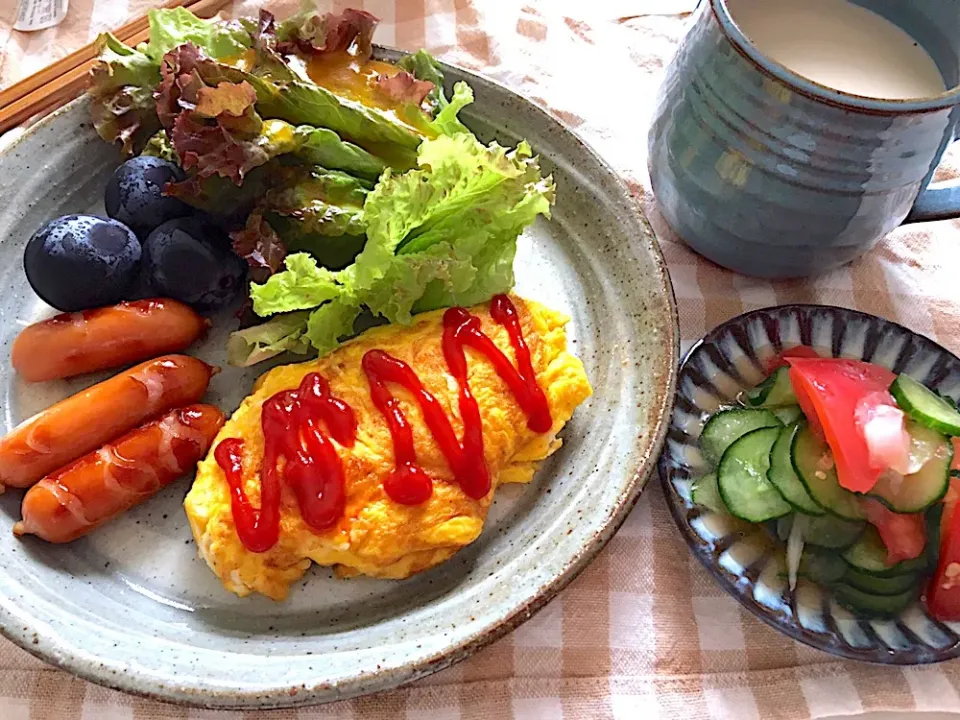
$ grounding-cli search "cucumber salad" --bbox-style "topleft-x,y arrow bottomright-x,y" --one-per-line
692,348 -> 960,620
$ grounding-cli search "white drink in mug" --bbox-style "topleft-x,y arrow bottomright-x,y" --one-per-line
726,0 -> 946,99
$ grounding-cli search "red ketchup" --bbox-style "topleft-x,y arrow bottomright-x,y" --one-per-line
216,294 -> 552,552
215,373 -> 357,553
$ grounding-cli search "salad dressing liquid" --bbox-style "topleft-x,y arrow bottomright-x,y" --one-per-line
220,48 -> 258,72
305,51 -> 403,111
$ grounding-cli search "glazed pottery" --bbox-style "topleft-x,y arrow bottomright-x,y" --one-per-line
0,49 -> 679,707
660,304 -> 960,663
648,0 -> 960,278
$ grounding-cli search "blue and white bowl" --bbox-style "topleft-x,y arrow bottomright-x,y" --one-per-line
659,304 -> 960,663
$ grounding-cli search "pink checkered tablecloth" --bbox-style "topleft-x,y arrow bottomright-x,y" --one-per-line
3,0 -> 960,717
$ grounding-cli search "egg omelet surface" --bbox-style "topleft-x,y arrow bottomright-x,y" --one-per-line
185,295 -> 592,600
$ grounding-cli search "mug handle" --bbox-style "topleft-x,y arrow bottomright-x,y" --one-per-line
906,181 -> 960,223
905,135 -> 960,223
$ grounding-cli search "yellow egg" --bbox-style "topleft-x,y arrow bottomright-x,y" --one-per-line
185,295 -> 592,600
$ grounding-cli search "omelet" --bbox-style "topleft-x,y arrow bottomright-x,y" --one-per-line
185,295 -> 591,600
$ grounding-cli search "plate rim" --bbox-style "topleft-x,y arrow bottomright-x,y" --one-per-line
0,48 -> 680,707
659,302 -> 960,665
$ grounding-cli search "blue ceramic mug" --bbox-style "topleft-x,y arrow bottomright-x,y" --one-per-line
648,0 -> 960,279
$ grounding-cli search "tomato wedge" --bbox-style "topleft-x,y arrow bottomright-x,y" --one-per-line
764,345 -> 821,373
862,498 -> 926,564
787,358 -> 896,492
927,474 -> 960,620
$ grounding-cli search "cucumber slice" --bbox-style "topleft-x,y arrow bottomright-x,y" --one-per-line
890,373 -> 960,436
926,503 -> 944,571
832,583 -> 918,617
745,367 -> 797,408
691,473 -> 726,513
792,426 -> 865,521
773,406 -> 803,425
802,514 -> 865,550
700,408 -> 781,466
800,550 -> 849,584
868,423 -> 952,513
775,513 -> 863,549
841,526 -> 929,577
768,425 -> 824,515
717,427 -> 792,522
844,568 -> 919,596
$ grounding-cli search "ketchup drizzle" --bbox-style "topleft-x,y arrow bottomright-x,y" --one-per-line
215,373 -> 357,553
215,437 -> 279,553
363,294 -> 552,504
215,295 -> 552,552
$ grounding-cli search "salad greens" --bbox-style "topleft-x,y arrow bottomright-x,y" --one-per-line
249,134 -> 554,355
90,4 -> 554,365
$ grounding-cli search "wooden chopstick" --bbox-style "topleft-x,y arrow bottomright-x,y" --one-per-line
0,0 -> 234,135
0,0 -> 191,110
0,27 -> 152,135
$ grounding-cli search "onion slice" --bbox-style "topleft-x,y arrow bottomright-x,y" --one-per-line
786,516 -> 805,592
856,391 -> 911,474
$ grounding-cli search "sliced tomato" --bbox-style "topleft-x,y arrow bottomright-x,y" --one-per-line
764,345 -> 821,373
927,476 -> 960,620
787,358 -> 896,492
862,498 -> 926,564
791,374 -> 824,438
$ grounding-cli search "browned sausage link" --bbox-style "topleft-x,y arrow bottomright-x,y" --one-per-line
14,404 -> 225,543
12,299 -> 209,383
0,355 -> 215,490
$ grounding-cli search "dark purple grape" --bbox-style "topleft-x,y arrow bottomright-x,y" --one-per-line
104,156 -> 190,238
24,215 -> 141,312
141,217 -> 246,312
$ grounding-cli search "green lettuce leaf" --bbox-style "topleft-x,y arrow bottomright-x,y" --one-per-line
141,130 -> 178,161
226,311 -> 311,366
357,134 -> 552,267
293,125 -> 386,178
89,34 -> 160,153
161,53 -> 424,164
429,81 -> 473,136
163,163 -> 271,221
144,7 -> 252,63
247,132 -> 554,360
397,49 -> 447,113
304,298 -> 363,356
264,165 -> 368,237
396,51 -> 472,133
92,33 -> 157,89
248,75 -> 424,158
267,217 -> 365,270
90,8 -> 254,153
353,138 -> 553,320
251,253 -> 342,315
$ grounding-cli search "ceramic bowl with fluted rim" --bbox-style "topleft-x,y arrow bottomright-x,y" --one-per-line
659,304 -> 960,663
0,48 -> 679,708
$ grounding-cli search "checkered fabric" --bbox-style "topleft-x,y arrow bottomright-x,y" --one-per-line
2,1 -> 960,717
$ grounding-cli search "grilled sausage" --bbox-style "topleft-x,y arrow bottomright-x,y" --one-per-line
12,299 -> 209,383
14,404 -> 225,543
0,355 -> 215,489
